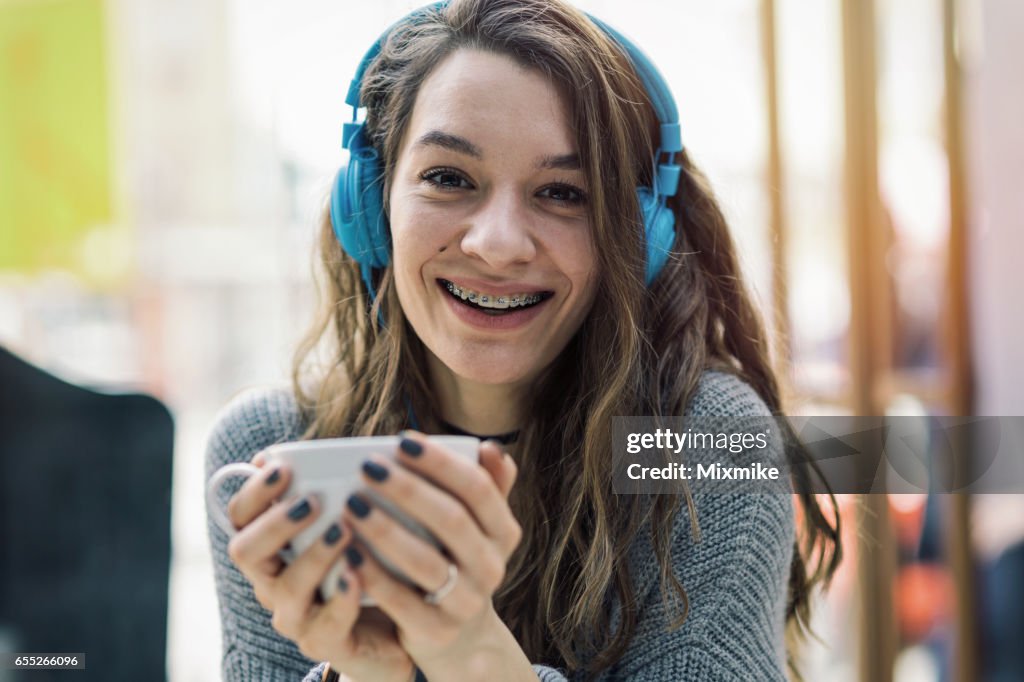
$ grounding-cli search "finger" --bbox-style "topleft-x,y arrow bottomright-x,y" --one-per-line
227,462 -> 291,530
342,492 -> 454,597
345,543 -> 453,633
227,494 -> 320,577
394,433 -> 520,552
272,521 -> 353,637
307,567 -> 363,646
277,520 -> 352,601
478,441 -> 517,499
357,455 -> 493,558
354,459 -> 511,591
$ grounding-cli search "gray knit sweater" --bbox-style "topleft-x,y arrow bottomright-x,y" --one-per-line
205,371 -> 794,681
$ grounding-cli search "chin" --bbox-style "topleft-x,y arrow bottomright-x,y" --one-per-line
458,366 -> 533,387
446,355 -> 541,387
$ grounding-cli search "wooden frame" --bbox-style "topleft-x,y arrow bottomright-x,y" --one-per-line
760,0 -> 976,679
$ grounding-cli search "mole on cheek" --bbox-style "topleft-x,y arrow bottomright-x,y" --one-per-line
439,246 -> 447,253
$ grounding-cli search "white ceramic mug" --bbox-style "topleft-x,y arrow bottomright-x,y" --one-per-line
207,435 -> 480,605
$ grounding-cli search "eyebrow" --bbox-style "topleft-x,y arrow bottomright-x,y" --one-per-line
538,152 -> 581,171
414,130 -> 482,159
412,129 -> 581,171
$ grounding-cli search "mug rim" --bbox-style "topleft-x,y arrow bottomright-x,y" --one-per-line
262,434 -> 480,457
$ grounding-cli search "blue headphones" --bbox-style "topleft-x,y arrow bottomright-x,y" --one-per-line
330,2 -> 683,298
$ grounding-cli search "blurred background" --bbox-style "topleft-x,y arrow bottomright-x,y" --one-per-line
1,0 -> 1021,680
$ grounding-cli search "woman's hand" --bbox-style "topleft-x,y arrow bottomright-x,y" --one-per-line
341,433 -> 535,680
224,452 -> 415,682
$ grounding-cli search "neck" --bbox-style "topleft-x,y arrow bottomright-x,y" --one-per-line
426,354 -> 525,435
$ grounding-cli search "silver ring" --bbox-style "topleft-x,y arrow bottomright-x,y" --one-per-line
424,563 -> 458,605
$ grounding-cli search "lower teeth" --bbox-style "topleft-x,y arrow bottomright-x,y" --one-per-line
469,300 -> 519,314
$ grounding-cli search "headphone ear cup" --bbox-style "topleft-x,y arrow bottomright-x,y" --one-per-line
329,126 -> 391,269
637,186 -> 677,286
353,146 -> 390,267
330,162 -> 354,253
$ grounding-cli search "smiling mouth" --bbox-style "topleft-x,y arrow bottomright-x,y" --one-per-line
438,279 -> 553,316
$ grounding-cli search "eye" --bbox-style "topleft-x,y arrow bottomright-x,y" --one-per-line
538,181 -> 587,206
420,167 -> 473,191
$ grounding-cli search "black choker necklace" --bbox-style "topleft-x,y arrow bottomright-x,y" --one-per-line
439,419 -> 519,445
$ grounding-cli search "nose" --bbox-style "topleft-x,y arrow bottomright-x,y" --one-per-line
460,187 -> 537,270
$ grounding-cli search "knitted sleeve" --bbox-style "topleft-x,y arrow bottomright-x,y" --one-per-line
204,386 -> 327,681
533,371 -> 796,681
606,485 -> 794,680
624,371 -> 794,680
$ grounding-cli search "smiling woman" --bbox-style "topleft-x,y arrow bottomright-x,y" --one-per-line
205,1 -> 841,680
390,48 -> 598,416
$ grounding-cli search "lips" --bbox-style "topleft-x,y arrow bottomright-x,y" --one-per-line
435,278 -> 552,330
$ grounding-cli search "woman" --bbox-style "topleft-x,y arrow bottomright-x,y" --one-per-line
206,0 -> 841,680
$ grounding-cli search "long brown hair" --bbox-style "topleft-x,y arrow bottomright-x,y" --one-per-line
292,0 -> 841,677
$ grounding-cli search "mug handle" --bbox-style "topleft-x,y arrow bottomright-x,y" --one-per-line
206,462 -> 259,537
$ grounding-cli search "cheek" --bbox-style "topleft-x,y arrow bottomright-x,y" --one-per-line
389,215 -> 422,303
392,236 -> 445,302
559,230 -> 599,287
390,207 -> 461,316
390,203 -> 441,269
571,239 -> 601,315
390,195 -> 454,255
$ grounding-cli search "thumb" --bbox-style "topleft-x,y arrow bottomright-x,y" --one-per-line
479,440 -> 517,499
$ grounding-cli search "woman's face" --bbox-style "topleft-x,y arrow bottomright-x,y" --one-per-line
388,48 -> 599,389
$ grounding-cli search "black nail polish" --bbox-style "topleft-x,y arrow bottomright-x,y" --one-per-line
347,494 -> 371,519
323,523 -> 342,546
399,438 -> 423,456
345,546 -> 364,568
265,467 -> 281,485
362,460 -> 389,482
337,577 -> 349,593
288,498 -> 311,521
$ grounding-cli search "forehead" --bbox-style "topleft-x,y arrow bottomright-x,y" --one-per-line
400,48 -> 576,159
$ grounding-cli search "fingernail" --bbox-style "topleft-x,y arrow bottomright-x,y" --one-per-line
337,577 -> 349,593
362,460 -> 389,482
345,546 -> 364,568
399,437 -> 423,457
323,523 -> 342,546
288,498 -> 311,521
265,467 -> 281,485
346,494 -> 371,519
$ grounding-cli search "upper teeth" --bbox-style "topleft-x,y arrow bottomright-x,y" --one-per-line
443,281 -> 544,309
